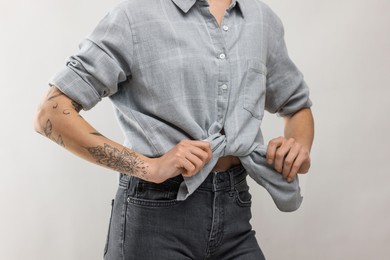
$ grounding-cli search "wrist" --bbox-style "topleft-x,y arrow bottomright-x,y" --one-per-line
136,155 -> 160,183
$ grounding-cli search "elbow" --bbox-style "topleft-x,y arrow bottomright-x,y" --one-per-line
33,101 -> 51,136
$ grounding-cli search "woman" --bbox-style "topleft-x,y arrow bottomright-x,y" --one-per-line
34,0 -> 314,259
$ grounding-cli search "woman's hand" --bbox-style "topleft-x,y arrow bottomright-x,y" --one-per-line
145,139 -> 213,183
266,136 -> 311,182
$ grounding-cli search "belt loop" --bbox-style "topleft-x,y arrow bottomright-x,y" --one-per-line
228,169 -> 235,197
212,172 -> 217,192
119,173 -> 132,190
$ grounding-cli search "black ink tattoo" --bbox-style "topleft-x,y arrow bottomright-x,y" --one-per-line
90,132 -> 104,137
63,109 -> 71,115
46,88 -> 63,110
43,119 -> 52,138
46,86 -> 82,113
56,135 -> 65,147
47,92 -> 65,101
42,119 -> 66,147
86,143 -> 149,179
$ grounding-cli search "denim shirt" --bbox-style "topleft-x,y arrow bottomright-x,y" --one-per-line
48,0 -> 312,212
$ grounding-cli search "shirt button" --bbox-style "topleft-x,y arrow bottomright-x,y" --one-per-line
222,25 -> 229,31
221,84 -> 228,90
219,53 -> 226,59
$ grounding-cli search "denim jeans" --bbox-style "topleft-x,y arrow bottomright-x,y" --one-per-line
103,164 -> 266,260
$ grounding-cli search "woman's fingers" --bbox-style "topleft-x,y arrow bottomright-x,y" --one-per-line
181,153 -> 204,176
267,137 -> 311,182
266,136 -> 284,164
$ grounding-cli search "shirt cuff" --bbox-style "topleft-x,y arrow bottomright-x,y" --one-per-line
48,65 -> 101,111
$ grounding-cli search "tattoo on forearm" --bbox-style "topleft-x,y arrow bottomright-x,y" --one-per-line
86,143 -> 148,179
42,119 -> 65,147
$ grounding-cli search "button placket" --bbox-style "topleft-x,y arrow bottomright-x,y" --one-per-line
214,13 -> 231,128
198,2 -> 232,128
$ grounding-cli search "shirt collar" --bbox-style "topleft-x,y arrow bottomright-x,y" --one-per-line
170,0 -> 245,18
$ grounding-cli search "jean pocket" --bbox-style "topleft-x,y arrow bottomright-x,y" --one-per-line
126,178 -> 183,208
243,59 -> 267,120
103,199 -> 115,257
234,177 -> 252,207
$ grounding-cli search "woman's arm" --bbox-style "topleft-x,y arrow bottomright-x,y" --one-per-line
266,107 -> 314,182
33,86 -> 212,183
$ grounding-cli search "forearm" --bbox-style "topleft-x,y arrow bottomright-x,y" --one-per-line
33,86 -> 151,180
265,107 -> 314,180
283,107 -> 315,151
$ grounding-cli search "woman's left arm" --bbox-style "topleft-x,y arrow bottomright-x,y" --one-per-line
266,107 -> 315,182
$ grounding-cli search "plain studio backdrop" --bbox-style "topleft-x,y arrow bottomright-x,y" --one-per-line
1,0 -> 389,259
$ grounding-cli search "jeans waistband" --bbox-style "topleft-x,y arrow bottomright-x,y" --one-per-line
119,164 -> 247,192
197,164 -> 247,192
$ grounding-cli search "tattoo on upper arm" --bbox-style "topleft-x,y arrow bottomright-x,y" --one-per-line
86,143 -> 149,179
63,109 -> 71,115
47,92 -> 65,101
90,132 -> 104,137
46,86 -> 83,113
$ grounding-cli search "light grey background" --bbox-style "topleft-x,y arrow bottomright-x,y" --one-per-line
1,0 -> 389,259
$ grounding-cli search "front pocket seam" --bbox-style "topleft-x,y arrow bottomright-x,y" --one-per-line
127,195 -> 182,208
103,199 -> 115,257
234,188 -> 252,207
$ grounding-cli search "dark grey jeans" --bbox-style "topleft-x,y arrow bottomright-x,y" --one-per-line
103,164 -> 266,260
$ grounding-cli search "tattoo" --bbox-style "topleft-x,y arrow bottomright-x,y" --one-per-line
46,86 -> 82,113
56,135 -> 65,147
86,143 -> 149,179
90,132 -> 104,137
47,92 -> 65,101
42,119 -> 66,147
63,109 -> 71,115
43,119 -> 52,138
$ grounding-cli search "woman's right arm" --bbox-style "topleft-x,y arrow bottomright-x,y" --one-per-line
33,85 -> 212,183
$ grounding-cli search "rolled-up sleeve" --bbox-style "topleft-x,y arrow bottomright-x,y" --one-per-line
48,3 -> 133,111
264,9 -> 312,117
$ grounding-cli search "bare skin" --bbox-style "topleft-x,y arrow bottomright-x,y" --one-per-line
34,86 -> 212,183
208,0 -> 233,27
266,108 -> 314,182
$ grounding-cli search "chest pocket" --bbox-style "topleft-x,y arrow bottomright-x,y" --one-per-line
243,59 -> 267,120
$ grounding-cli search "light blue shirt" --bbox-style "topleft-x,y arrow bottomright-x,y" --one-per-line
48,0 -> 312,212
